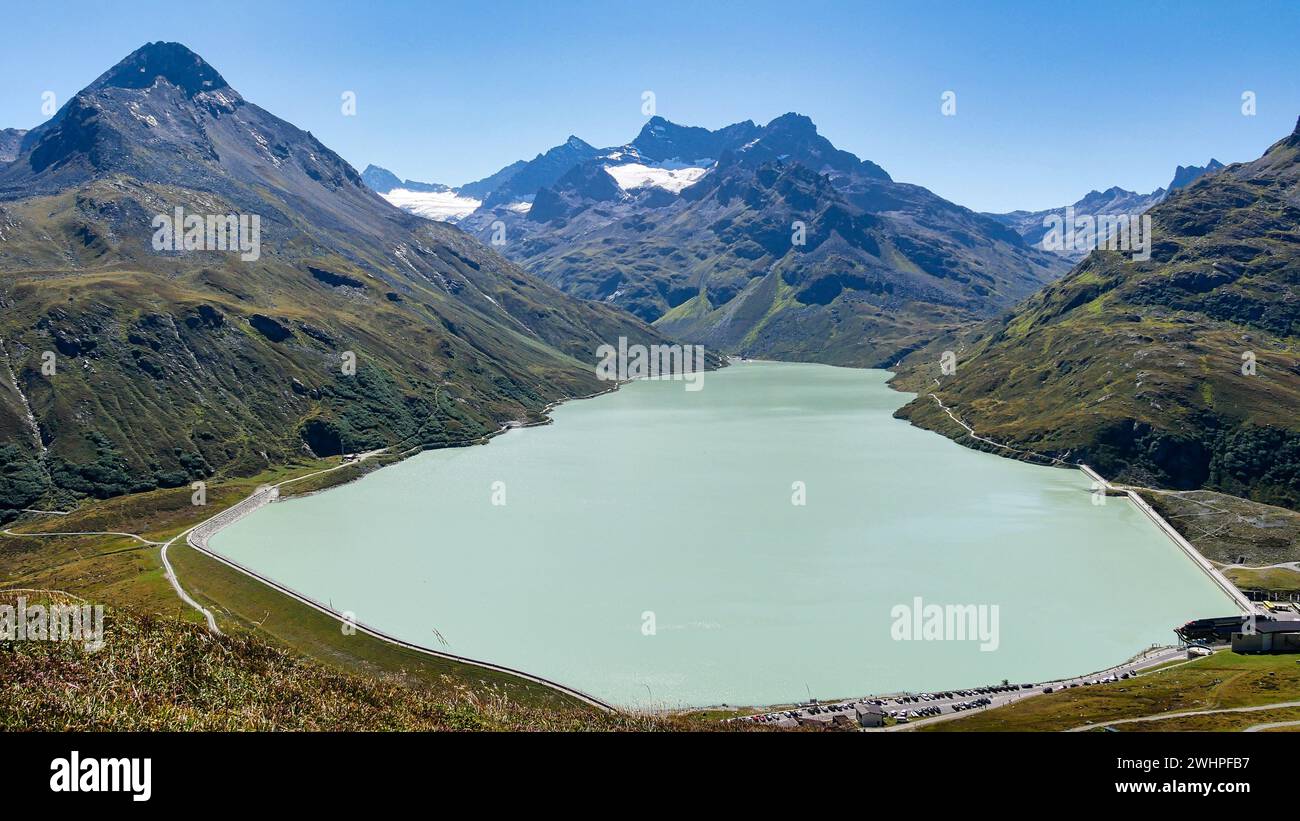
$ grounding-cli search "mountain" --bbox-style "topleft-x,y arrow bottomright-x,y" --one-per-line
631,115 -> 760,163
360,165 -> 481,222
988,160 -> 1226,255
359,164 -> 404,193
367,138 -> 600,209
896,122 -> 1300,509
1169,159 -> 1226,190
0,128 -> 26,163
456,159 -> 528,201
0,42 -> 670,519
361,138 -> 603,222
455,113 -> 1068,366
367,116 -> 889,221
477,136 -> 601,208
360,164 -> 447,194
709,113 -> 891,182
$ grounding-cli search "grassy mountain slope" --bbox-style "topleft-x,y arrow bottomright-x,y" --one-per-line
896,117 -> 1300,509
0,43 -> 668,519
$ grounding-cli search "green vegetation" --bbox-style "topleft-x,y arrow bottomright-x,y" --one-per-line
0,444 -> 47,522
894,120 -> 1300,510
0,42 -> 674,519
0,452 -> 590,701
1226,567 -> 1300,594
0,458 -> 334,616
922,651 -> 1300,732
165,541 -> 583,709
1111,706 -> 1300,732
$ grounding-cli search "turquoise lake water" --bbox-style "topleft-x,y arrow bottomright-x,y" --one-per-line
211,361 -> 1234,708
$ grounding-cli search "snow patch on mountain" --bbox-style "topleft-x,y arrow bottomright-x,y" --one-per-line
382,188 -> 482,222
604,160 -> 711,193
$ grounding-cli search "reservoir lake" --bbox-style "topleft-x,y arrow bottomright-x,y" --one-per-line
211,361 -> 1234,708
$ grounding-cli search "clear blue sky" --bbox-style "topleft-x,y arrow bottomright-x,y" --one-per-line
2,0 -> 1297,212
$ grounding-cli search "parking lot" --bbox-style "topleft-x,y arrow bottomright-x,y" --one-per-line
735,644 -> 1193,730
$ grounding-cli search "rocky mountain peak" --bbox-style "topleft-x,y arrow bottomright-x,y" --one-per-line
765,112 -> 818,135
638,115 -> 671,134
631,116 -> 748,163
91,41 -> 231,98
361,164 -> 403,193
1168,159 -> 1225,191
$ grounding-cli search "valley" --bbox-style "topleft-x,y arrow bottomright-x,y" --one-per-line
374,114 -> 1069,368
1,29 -> 1297,741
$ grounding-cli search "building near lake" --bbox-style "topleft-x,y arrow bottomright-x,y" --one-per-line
1231,619 -> 1300,654
855,704 -> 886,728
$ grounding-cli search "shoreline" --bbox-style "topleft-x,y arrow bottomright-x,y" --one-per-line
276,380 -> 630,504
166,380 -> 639,711
1079,464 -> 1253,614
185,503 -> 614,712
891,375 -> 1253,608
187,360 -> 1245,714
277,363 -> 734,502
727,641 -> 1190,729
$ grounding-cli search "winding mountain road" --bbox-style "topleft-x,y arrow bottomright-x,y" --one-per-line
159,530 -> 220,633
927,392 -> 1065,466
2,528 -> 161,545
3,451 -> 386,636
167,450 -> 389,631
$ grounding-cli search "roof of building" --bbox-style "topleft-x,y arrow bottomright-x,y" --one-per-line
1246,618 -> 1300,634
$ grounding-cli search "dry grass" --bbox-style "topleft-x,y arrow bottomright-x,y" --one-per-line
1139,489 -> 1300,567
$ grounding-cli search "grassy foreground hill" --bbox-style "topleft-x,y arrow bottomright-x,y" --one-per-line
0,470 -> 756,730
0,592 -> 730,731
895,116 -> 1300,510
